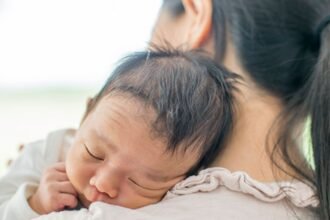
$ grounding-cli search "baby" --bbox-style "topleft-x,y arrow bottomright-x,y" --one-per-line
0,48 -> 237,217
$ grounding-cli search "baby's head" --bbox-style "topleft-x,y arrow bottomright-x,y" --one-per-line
66,48 -> 237,209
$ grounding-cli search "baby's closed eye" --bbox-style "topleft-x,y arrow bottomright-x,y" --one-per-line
84,144 -> 104,161
128,178 -> 169,191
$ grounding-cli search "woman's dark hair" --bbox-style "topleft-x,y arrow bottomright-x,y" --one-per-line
163,0 -> 330,219
87,48 -> 238,176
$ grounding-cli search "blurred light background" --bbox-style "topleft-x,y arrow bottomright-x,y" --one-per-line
0,0 -> 162,174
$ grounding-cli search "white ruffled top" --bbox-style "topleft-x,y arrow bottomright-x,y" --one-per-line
166,167 -> 319,208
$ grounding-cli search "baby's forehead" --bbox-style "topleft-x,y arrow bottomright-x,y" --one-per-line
98,93 -> 201,152
86,101 -> 199,178
98,93 -> 157,124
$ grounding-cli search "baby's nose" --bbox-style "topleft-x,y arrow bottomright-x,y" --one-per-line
90,171 -> 120,199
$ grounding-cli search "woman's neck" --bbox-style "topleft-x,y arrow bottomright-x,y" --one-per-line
210,41 -> 297,182
210,90 -> 293,182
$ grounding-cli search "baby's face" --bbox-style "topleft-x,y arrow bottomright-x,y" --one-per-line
66,95 -> 198,209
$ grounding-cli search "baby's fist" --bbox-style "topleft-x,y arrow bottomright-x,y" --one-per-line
28,162 -> 78,214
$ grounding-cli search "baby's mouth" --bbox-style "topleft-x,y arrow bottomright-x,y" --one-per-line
79,186 -> 111,207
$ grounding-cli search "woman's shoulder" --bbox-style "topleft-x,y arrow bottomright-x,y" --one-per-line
155,167 -> 319,219
167,167 -> 318,207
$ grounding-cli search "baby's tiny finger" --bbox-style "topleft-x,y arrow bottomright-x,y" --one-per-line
59,181 -> 78,196
52,162 -> 66,172
54,172 -> 69,182
43,168 -> 69,182
58,193 -> 78,209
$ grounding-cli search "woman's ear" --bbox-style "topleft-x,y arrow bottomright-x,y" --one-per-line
182,0 -> 212,49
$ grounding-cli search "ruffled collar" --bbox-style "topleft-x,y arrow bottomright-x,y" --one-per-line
165,167 -> 319,208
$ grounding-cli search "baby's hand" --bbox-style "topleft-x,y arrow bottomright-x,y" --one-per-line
28,162 -> 78,214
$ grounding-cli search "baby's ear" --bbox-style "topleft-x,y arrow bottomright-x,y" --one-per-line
86,97 -> 93,109
86,97 -> 98,111
81,97 -> 96,125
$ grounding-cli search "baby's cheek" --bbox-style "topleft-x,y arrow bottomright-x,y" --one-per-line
117,184 -> 167,209
66,149 -> 92,192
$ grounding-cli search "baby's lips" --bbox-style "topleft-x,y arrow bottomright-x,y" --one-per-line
87,185 -> 110,203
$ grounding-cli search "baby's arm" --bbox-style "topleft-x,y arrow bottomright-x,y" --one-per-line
0,140 -> 44,220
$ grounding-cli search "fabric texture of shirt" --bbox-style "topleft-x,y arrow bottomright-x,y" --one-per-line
0,129 -> 319,220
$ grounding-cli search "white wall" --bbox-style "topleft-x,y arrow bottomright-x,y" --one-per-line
0,0 -> 162,88
0,0 -> 162,173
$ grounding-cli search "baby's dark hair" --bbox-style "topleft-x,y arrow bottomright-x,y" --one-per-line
87,48 -> 238,176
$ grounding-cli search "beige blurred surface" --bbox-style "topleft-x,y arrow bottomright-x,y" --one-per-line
0,87 -> 96,175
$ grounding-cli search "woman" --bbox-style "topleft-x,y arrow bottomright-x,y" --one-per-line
35,0 -> 328,219
152,0 -> 328,218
